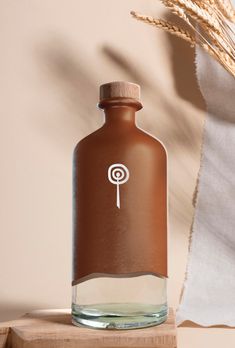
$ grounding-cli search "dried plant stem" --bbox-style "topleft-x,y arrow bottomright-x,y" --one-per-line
131,10 -> 235,77
131,0 -> 235,77
215,0 -> 235,22
167,0 -> 235,60
159,2 -> 218,54
201,41 -> 235,76
162,0 -> 221,34
130,11 -> 195,46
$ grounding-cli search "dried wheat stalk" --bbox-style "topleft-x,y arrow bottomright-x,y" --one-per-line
130,12 -> 195,46
163,0 -> 222,33
131,0 -> 235,77
164,1 -> 235,58
195,0 -> 235,22
215,0 -> 235,21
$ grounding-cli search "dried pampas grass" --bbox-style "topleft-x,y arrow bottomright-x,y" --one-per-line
131,0 -> 235,77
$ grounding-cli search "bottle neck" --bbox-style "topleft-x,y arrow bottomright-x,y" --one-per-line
99,98 -> 142,129
103,106 -> 136,128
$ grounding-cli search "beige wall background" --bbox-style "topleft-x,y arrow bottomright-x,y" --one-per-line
1,1 -> 234,346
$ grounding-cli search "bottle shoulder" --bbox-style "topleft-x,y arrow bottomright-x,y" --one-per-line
74,125 -> 167,158
135,126 -> 167,155
73,126 -> 104,154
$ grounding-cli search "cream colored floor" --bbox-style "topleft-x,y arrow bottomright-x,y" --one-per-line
1,0 -> 234,346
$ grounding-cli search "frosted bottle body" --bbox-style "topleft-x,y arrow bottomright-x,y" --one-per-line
72,83 -> 168,329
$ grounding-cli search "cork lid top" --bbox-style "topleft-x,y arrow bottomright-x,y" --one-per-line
99,81 -> 141,102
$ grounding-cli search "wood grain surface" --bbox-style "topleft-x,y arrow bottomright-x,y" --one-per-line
0,308 -> 176,348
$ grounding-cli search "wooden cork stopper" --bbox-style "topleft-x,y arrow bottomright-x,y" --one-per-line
100,81 -> 141,102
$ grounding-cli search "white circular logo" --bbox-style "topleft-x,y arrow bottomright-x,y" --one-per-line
108,163 -> 129,209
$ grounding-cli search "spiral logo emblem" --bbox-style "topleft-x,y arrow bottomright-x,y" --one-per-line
108,163 -> 129,209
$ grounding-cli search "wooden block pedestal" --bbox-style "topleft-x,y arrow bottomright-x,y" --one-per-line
0,308 -> 177,348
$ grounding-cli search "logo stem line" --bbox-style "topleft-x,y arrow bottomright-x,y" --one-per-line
116,180 -> 120,209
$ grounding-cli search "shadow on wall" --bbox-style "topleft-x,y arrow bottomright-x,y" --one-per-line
100,43 -> 203,151
164,12 -> 205,111
36,40 -> 102,146
37,30 -> 205,152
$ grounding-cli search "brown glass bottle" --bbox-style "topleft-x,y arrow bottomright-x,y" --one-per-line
72,81 -> 168,329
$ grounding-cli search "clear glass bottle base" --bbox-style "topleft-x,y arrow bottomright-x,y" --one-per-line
72,302 -> 168,330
